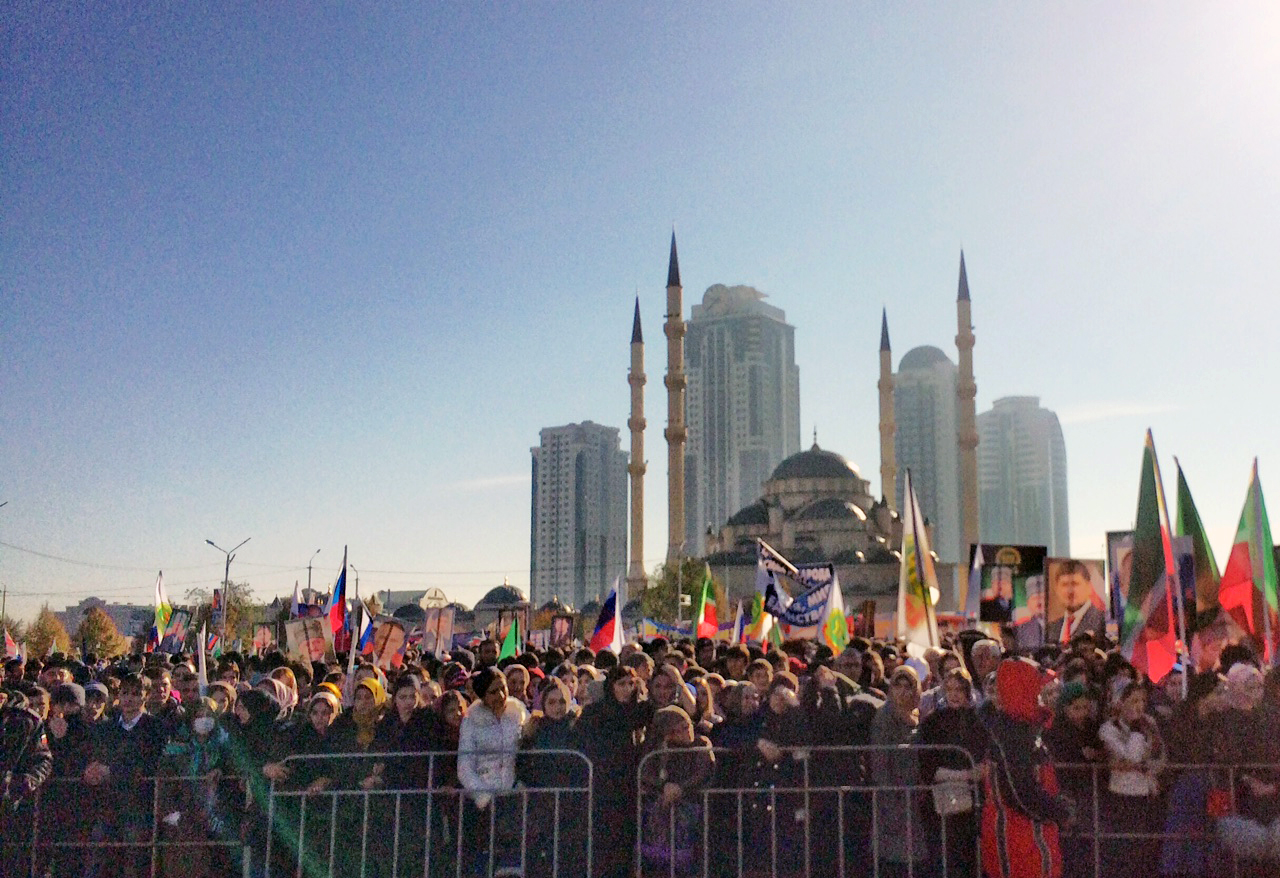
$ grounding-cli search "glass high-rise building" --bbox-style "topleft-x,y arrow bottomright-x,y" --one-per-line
894,345 -> 962,563
529,422 -> 628,610
684,284 -> 801,554
977,396 -> 1069,555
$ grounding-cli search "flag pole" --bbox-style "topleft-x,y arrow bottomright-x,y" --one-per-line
1250,460 -> 1275,665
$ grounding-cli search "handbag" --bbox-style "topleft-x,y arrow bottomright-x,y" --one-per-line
932,777 -> 974,816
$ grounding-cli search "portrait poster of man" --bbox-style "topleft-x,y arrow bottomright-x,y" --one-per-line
371,616 -> 409,670
973,545 -> 1047,624
1045,558 -> 1107,645
285,616 -> 333,663
419,607 -> 455,659
551,614 -> 573,649
252,625 -> 274,655
1012,574 -> 1047,649
159,609 -> 191,654
1107,531 -> 1134,623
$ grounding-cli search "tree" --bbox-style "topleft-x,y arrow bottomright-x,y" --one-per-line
640,558 -> 728,629
73,606 -> 128,658
186,581 -> 259,644
26,604 -> 71,658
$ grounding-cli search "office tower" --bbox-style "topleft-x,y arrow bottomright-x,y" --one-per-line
977,396 -> 1070,555
529,422 -> 628,610
684,283 -> 801,554
893,344 -> 962,563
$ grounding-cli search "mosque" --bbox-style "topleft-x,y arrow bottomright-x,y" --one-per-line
627,237 -> 979,610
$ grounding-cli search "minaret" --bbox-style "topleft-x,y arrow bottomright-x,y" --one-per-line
626,297 -> 648,595
663,232 -> 687,561
955,251 -> 980,562
878,308 -> 896,510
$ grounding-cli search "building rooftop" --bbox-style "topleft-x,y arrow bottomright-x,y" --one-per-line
898,345 -> 954,371
769,443 -> 861,481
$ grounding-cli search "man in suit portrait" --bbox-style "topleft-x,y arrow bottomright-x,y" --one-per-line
1046,559 -> 1105,644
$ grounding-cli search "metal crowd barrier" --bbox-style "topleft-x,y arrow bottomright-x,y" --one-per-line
635,743 -> 983,878
10,749 -> 1280,878
264,748 -> 592,878
1057,760 -> 1280,878
11,773 -> 251,878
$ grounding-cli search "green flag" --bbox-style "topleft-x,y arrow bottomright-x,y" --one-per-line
1174,460 -> 1221,627
1119,431 -> 1179,683
498,615 -> 521,661
1218,460 -> 1279,663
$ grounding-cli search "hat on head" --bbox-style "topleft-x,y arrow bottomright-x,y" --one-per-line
84,682 -> 110,700
52,683 -> 85,707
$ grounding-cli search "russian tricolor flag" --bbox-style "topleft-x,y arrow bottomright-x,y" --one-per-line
328,547 -> 349,641
357,610 -> 375,655
589,581 -> 624,654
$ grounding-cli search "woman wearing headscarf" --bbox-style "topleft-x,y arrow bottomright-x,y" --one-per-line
739,673 -> 807,878
868,665 -> 929,877
269,690 -> 344,878
980,658 -> 1075,878
638,705 -> 715,876
575,664 -> 654,878
157,697 -> 232,878
919,666 -> 987,878
1043,681 -> 1103,878
226,689 -> 283,878
520,676 -> 587,878
457,665 -> 528,877
1210,662 -> 1280,871
359,676 -> 434,878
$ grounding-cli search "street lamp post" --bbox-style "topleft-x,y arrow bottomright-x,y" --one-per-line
206,537 -> 250,648
307,549 -> 321,601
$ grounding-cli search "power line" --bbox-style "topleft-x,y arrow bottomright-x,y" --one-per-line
0,540 -> 217,572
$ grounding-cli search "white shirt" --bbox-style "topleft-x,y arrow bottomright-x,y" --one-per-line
1099,717 -> 1161,796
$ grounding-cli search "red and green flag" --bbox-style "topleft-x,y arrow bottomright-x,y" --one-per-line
694,564 -> 718,639
1174,460 -> 1222,629
1218,460 -> 1278,664
1120,431 -> 1180,683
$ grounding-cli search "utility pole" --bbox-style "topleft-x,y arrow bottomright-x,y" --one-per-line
206,537 -> 250,647
307,549 -> 321,601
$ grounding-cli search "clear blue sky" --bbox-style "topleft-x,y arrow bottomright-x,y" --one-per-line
3,4 -> 1278,622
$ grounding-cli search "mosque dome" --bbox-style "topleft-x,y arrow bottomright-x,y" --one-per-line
727,500 -> 770,526
770,443 -> 861,481
898,345 -> 953,371
537,596 -> 573,615
475,583 -> 526,609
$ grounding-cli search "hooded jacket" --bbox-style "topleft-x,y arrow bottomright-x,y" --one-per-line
980,659 -> 1074,878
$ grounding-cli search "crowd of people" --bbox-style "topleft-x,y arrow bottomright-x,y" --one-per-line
1,626 -> 1279,878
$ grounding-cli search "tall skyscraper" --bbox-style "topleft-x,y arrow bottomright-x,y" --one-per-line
684,284 -> 801,554
894,345 -> 962,563
977,396 -> 1069,555
530,422 -> 628,610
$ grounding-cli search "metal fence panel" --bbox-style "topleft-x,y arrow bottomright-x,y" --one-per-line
264,748 -> 592,878
635,743 -> 983,878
